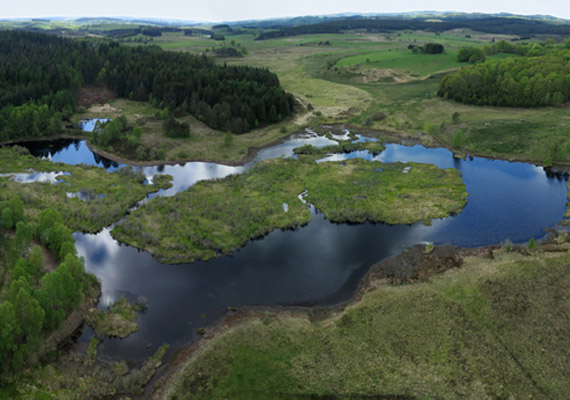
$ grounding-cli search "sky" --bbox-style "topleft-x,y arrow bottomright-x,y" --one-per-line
3,0 -> 570,22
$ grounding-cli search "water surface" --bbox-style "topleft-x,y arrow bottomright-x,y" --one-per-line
13,133 -> 568,366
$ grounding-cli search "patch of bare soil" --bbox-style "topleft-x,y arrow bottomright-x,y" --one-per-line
75,85 -> 116,108
351,66 -> 414,83
88,103 -> 120,113
37,240 -> 59,272
291,95 -> 313,125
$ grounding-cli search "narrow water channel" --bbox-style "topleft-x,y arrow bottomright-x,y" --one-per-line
13,129 -> 569,366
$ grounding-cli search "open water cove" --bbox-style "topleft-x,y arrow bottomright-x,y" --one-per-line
18,135 -> 569,365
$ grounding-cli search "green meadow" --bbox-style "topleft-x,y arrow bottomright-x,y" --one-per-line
159,244 -> 570,400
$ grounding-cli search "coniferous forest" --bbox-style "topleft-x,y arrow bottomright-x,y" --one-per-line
0,31 -> 295,142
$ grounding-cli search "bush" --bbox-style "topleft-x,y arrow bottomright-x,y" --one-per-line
136,146 -> 147,161
451,112 -> 460,124
224,132 -> 233,147
127,135 -> 139,148
528,237 -> 538,250
457,47 -> 486,63
453,130 -> 463,148
163,116 -> 190,138
371,111 -> 387,121
544,155 -> 553,167
423,43 -> 444,54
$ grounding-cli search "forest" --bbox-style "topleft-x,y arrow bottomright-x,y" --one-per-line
0,30 -> 295,142
0,197 -> 94,372
439,45 -> 570,107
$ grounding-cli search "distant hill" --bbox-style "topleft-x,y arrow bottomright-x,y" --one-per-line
227,11 -> 569,29
252,15 -> 570,40
1,11 -> 568,30
0,12 -> 568,40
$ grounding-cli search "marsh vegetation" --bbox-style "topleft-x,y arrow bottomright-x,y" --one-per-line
112,156 -> 467,263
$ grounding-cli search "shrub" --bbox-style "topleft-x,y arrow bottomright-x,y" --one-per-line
127,135 -> 139,148
136,146 -> 147,161
453,130 -> 463,148
371,111 -> 387,121
528,237 -> 538,250
451,112 -> 460,124
224,132 -> 233,147
423,43 -> 444,54
458,47 -> 486,63
163,116 -> 190,138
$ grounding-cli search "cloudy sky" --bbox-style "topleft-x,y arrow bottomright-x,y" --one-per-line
4,0 -> 570,22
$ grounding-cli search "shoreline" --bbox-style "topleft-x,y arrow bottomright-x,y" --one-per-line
150,234 -> 570,400
3,123 -> 569,171
149,242 -> 506,399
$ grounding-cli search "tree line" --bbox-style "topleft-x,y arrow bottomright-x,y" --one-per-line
408,43 -> 444,54
255,17 -> 570,40
439,46 -> 570,107
0,196 -> 91,372
0,30 -> 295,142
457,40 -> 548,64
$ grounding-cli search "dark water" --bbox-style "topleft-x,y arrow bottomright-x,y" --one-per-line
12,133 -> 569,366
22,138 -> 122,171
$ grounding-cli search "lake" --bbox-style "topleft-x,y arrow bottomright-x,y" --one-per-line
13,129 -> 568,366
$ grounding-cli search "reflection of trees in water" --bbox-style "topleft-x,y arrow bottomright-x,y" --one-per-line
20,139 -> 78,158
452,155 -> 462,170
93,152 -> 119,170
157,165 -> 165,173
545,169 -> 569,182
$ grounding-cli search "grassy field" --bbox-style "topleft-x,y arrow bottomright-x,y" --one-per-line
78,98 -> 308,165
0,146 -> 172,232
77,29 -> 511,164
111,157 -> 466,263
91,28 -> 568,166
157,243 -> 570,399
